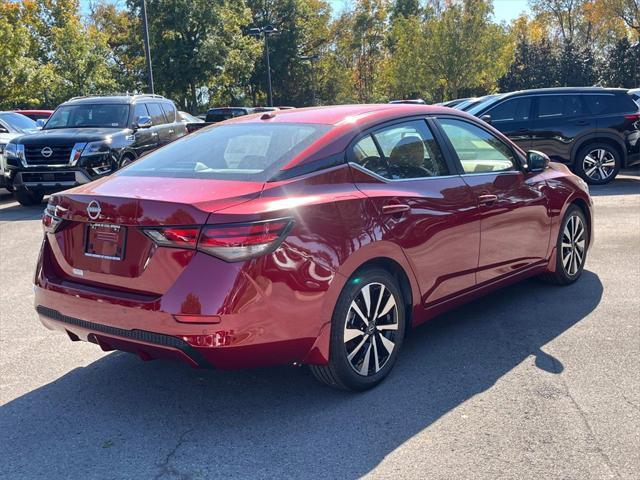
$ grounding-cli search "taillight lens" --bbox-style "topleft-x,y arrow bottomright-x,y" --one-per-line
624,113 -> 640,121
42,204 -> 63,233
141,218 -> 293,261
199,219 -> 292,261
142,227 -> 200,249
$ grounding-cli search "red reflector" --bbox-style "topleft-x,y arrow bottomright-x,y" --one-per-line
181,332 -> 234,348
173,314 -> 221,324
624,113 -> 640,121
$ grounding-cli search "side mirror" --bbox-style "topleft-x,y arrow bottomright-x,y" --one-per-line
526,150 -> 550,173
136,116 -> 152,129
480,114 -> 492,124
36,119 -> 46,128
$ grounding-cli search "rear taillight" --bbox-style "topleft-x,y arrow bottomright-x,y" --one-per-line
142,218 -> 293,262
142,227 -> 200,249
624,113 -> 640,121
42,204 -> 63,234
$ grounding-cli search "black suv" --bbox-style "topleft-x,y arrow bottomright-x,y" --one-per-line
3,94 -> 187,205
466,87 -> 640,184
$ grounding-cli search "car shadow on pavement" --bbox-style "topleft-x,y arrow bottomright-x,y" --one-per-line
588,175 -> 640,196
0,271 -> 603,479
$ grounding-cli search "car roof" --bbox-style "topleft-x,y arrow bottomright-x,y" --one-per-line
226,104 -> 454,126
63,95 -> 170,106
500,87 -> 629,98
13,109 -> 54,114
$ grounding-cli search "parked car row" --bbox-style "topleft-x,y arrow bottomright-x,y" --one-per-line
444,87 -> 640,184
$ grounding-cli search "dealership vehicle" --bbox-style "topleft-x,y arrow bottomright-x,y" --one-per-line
0,112 -> 39,189
4,94 -> 187,206
467,87 -> 640,184
13,109 -> 54,123
35,104 -> 593,391
178,111 -> 206,134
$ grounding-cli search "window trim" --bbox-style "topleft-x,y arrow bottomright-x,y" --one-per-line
432,115 -> 526,176
345,115 -> 459,182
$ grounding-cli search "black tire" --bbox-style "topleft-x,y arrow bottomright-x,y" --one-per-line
310,268 -> 406,391
574,142 -> 620,185
119,153 -> 136,168
15,188 -> 44,207
539,205 -> 588,285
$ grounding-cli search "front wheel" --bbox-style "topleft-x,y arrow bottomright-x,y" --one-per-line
574,143 -> 620,185
310,268 -> 406,391
539,205 -> 588,285
15,188 -> 44,207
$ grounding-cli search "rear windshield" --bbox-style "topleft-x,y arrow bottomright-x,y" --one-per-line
45,104 -> 130,129
118,122 -> 331,181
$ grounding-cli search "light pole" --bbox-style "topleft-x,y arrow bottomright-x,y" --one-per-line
141,0 -> 154,94
299,54 -> 320,106
248,25 -> 279,107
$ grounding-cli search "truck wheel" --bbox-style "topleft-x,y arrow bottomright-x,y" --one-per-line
15,189 -> 44,206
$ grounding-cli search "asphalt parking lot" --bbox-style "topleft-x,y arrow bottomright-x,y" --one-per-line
1,173 -> 639,480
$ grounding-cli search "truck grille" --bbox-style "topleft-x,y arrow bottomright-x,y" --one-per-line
25,145 -> 73,165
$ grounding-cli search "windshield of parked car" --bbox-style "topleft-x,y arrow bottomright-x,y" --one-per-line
0,112 -> 38,133
44,104 -> 130,129
118,122 -> 331,181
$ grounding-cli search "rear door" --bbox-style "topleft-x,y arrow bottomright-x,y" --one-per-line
482,96 -> 533,151
436,117 -> 551,285
350,118 -> 481,306
147,102 -> 171,146
530,94 -> 592,163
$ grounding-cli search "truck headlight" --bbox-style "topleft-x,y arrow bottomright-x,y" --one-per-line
81,140 -> 111,157
4,142 -> 25,166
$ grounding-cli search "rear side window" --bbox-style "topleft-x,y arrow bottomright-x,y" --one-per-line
161,103 -> 176,122
147,103 -> 166,125
352,120 -> 448,179
118,123 -> 331,181
537,95 -> 584,119
584,94 -> 637,115
486,97 -> 532,123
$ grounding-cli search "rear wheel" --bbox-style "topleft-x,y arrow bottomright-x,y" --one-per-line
310,268 -> 406,391
539,205 -> 588,285
15,188 -> 44,207
574,143 -> 620,185
119,153 -> 136,168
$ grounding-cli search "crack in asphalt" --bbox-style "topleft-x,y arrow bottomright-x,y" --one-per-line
153,428 -> 194,480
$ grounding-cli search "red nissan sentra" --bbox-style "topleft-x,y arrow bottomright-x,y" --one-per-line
35,104 -> 593,390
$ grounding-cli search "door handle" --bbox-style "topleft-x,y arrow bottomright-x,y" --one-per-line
169,129 -> 174,134
478,194 -> 498,206
382,204 -> 411,215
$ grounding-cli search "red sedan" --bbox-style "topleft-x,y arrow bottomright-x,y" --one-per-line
13,109 -> 53,122
35,104 -> 593,390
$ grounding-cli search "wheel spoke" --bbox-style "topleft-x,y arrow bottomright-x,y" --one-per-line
376,322 -> 398,331
598,167 -> 607,179
361,284 -> 371,317
344,327 -> 364,343
585,165 -> 598,177
359,342 -> 372,375
350,301 -> 368,326
372,335 -> 380,373
583,155 -> 597,166
597,149 -> 605,161
371,284 -> 385,320
601,159 -> 615,168
379,333 -> 395,355
347,335 -> 368,361
562,249 -> 572,269
377,293 -> 396,319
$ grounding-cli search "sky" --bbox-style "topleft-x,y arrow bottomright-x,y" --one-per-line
80,0 -> 531,24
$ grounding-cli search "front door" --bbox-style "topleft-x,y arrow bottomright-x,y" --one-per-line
482,96 -> 534,152
349,119 -> 481,306
436,117 -> 551,285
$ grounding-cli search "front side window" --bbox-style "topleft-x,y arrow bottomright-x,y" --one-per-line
147,103 -> 166,125
132,103 -> 149,123
439,118 -> 516,174
537,95 -> 584,119
45,104 -> 129,129
487,97 -> 532,123
352,120 -> 448,180
118,123 -> 330,181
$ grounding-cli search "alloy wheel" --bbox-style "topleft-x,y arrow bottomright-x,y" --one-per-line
343,282 -> 399,376
582,148 -> 616,182
561,215 -> 586,276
